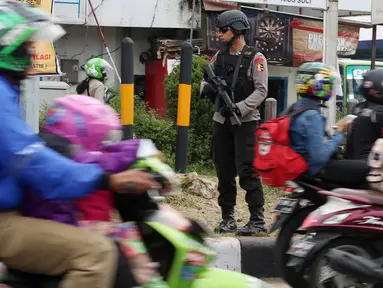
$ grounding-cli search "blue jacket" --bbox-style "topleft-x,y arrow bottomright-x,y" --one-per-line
0,76 -> 104,210
289,98 -> 344,175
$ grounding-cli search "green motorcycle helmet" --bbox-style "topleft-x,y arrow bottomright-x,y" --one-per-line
0,1 -> 65,75
81,57 -> 114,84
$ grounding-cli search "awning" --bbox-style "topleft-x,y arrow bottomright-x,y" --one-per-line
357,39 -> 383,50
203,0 -> 238,11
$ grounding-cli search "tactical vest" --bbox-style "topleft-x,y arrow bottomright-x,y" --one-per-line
214,46 -> 259,105
346,101 -> 383,160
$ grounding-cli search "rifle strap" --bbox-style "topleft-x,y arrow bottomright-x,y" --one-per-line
230,45 -> 249,92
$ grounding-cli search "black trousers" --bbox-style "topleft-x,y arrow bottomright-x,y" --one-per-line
315,159 -> 370,189
212,120 -> 264,210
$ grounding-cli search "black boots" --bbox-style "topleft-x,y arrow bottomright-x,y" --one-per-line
236,206 -> 267,236
214,206 -> 267,235
214,208 -> 237,234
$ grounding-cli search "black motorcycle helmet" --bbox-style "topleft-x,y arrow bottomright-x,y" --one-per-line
361,69 -> 383,104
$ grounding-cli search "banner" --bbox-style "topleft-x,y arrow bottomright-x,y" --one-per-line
291,18 -> 360,67
247,12 -> 293,66
13,0 -> 60,75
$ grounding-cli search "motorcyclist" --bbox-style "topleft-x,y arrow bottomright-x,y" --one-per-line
18,94 -> 172,287
345,69 -> 383,160
0,2 -> 159,287
289,62 -> 370,188
76,57 -> 114,103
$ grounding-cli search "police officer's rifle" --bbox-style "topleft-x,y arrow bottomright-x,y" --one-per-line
205,63 -> 242,127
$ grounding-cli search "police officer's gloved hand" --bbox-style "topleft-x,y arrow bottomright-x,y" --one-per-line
219,105 -> 241,118
219,106 -> 233,118
201,83 -> 217,103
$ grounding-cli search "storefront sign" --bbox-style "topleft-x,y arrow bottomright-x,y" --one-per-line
221,0 -> 327,10
12,0 -> 60,75
291,18 -> 360,67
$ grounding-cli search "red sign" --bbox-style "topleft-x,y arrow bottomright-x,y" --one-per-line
291,18 -> 360,67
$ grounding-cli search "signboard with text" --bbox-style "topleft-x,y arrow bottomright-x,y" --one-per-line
291,18 -> 360,67
221,0 -> 327,10
12,0 -> 60,75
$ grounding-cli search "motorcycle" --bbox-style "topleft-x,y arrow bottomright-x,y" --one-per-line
1,158 -> 271,288
269,174 -> 339,287
285,187 -> 383,288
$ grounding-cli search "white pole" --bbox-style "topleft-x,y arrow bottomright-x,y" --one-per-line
105,46 -> 121,84
24,76 -> 40,134
190,0 -> 195,44
322,0 -> 339,130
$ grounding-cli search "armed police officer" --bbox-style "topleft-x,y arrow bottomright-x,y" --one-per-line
201,10 -> 268,236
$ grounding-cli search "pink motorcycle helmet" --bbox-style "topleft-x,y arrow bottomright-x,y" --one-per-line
43,94 -> 122,151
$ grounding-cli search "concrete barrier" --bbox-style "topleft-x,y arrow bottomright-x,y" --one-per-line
207,237 -> 278,278
206,237 -> 242,272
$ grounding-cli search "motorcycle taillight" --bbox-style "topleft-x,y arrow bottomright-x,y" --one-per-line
284,186 -> 297,193
284,181 -> 304,194
302,210 -> 322,228
302,214 -> 318,228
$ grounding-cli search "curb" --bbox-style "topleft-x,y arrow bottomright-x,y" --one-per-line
206,237 -> 279,278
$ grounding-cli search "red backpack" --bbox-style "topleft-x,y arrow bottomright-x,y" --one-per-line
254,105 -> 317,188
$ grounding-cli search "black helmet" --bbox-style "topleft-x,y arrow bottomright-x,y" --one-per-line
215,10 -> 250,32
361,69 -> 383,104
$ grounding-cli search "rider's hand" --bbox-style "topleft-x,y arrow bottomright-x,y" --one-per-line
336,118 -> 353,133
109,170 -> 160,194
